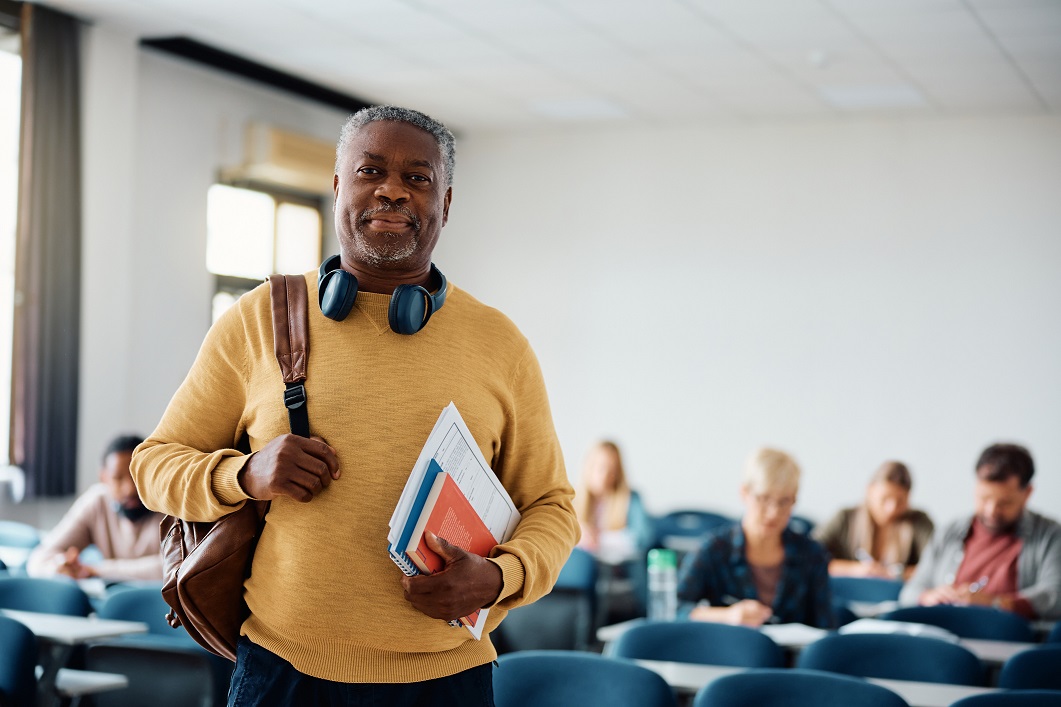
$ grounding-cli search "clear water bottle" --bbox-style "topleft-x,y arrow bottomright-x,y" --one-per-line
647,548 -> 678,621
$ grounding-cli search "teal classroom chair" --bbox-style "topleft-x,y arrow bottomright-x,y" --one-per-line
829,576 -> 904,604
950,692 -> 1061,707
0,576 -> 93,616
880,605 -> 1035,642
493,548 -> 599,653
494,650 -> 677,707
998,645 -> 1061,691
797,632 -> 985,686
694,668 -> 909,707
0,614 -> 39,707
608,620 -> 784,668
92,586 -> 233,706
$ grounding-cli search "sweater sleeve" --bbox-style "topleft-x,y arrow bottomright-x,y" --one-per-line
130,300 -> 255,523
486,345 -> 579,609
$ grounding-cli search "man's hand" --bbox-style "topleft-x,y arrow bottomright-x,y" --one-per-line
238,435 -> 340,502
919,584 -> 965,606
55,546 -> 96,579
725,599 -> 774,627
401,532 -> 503,622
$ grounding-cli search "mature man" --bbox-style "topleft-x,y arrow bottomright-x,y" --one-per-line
900,443 -> 1061,620
131,106 -> 578,705
28,434 -> 162,581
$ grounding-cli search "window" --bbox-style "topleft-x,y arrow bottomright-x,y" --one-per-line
0,30 -> 21,465
206,183 -> 323,322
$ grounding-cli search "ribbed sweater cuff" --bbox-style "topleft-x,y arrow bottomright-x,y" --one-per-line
486,553 -> 525,606
212,454 -> 253,505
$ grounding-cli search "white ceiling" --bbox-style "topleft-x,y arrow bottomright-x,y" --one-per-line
41,0 -> 1061,130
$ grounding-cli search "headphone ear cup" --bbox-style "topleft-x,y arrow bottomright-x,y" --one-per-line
319,269 -> 359,321
388,285 -> 430,335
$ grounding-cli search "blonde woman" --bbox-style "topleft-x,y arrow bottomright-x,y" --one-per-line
677,448 -> 833,628
815,461 -> 934,580
574,441 -> 651,561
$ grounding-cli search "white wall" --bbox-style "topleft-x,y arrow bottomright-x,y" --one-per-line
78,26 -> 347,489
440,117 -> 1061,526
78,25 -> 1061,529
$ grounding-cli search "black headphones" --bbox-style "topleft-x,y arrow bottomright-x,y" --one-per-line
317,255 -> 448,335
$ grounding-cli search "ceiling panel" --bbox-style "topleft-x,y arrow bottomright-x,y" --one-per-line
44,0 -> 1061,129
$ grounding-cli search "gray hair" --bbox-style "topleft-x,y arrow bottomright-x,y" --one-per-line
335,106 -> 456,187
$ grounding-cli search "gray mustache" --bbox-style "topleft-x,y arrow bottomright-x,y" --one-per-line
359,205 -> 421,232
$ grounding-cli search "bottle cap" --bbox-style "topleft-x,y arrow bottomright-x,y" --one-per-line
647,548 -> 677,570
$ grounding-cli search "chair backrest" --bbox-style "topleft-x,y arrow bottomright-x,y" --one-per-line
693,668 -> 909,707
1046,622 -> 1061,644
86,643 -> 215,707
829,576 -> 904,603
0,576 -> 93,616
796,632 -> 985,686
998,645 -> 1061,690
554,547 -> 598,591
494,650 -> 677,707
879,605 -> 1035,642
609,621 -> 784,668
0,614 -> 38,707
653,511 -> 731,542
950,692 -> 1061,707
0,521 -> 41,572
493,589 -> 597,653
98,586 -> 193,638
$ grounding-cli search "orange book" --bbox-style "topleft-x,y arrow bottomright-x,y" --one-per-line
405,471 -> 498,575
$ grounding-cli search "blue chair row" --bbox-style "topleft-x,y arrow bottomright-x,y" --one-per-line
492,652 -> 912,707
0,614 -> 38,706
879,605 -> 1037,643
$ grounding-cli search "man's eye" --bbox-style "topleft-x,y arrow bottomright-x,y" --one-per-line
409,174 -> 429,183
358,167 -> 381,175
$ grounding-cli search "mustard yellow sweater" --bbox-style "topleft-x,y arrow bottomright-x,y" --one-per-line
131,273 -> 578,683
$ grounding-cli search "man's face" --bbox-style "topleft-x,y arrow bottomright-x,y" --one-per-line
100,451 -> 144,511
333,120 -> 451,274
973,473 -> 1031,534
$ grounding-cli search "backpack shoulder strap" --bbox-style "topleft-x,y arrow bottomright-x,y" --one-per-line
268,274 -> 310,438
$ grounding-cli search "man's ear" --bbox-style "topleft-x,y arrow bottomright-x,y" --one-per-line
333,174 -> 340,200
442,187 -> 452,226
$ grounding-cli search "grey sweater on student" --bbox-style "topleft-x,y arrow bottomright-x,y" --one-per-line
900,509 -> 1061,620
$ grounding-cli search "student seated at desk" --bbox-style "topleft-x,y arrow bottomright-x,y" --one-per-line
27,435 -> 163,582
677,448 -> 833,628
900,442 -> 1061,620
574,440 -> 652,562
814,461 -> 934,580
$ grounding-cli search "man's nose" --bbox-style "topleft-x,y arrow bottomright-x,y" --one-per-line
375,174 -> 410,203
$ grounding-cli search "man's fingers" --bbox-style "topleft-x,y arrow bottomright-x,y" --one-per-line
307,435 -> 341,479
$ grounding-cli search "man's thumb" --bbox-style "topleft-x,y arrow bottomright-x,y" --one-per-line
426,531 -> 463,562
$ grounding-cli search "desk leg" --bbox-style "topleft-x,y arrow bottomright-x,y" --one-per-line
36,643 -> 73,707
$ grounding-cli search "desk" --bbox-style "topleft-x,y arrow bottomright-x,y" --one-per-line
634,659 -> 999,707
1,609 -> 148,707
598,619 -> 1037,668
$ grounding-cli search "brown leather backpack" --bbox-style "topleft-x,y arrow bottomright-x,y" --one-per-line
159,274 -> 309,661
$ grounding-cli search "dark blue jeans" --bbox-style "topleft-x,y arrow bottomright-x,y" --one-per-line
228,637 -> 495,707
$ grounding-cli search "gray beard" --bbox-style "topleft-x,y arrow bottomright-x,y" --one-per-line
352,225 -> 419,267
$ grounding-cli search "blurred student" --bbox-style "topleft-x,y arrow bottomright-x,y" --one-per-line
27,434 -> 163,581
901,443 -> 1061,620
574,440 -> 652,562
677,448 -> 833,628
814,461 -> 934,580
